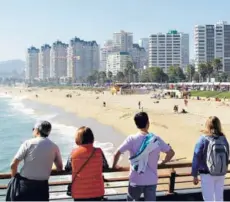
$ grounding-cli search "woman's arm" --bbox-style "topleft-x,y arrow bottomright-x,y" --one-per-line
65,155 -> 72,172
191,136 -> 204,177
101,151 -> 109,172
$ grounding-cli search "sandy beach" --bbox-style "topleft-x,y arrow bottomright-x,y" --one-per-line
2,86 -> 230,161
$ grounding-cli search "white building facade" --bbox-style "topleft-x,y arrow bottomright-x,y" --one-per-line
194,21 -> 230,73
138,38 -> 149,52
113,30 -> 133,52
106,52 -> 132,76
50,41 -> 68,79
149,30 -> 189,72
26,46 -> 39,81
100,40 -> 115,71
67,37 -> 100,81
39,44 -> 51,80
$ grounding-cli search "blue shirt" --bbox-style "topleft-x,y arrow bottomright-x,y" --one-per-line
191,135 -> 229,177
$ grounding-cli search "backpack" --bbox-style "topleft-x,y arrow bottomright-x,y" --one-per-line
205,135 -> 229,176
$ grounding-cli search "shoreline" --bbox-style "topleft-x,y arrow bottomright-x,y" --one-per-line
2,87 -> 230,161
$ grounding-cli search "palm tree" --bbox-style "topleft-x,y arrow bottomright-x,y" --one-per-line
186,65 -> 195,82
206,62 -> 214,82
116,71 -> 125,82
99,71 -> 107,84
124,61 -> 134,83
212,58 -> 222,73
108,71 -> 113,81
198,63 -> 208,81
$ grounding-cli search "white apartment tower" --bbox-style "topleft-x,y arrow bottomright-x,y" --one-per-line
138,38 -> 149,52
149,30 -> 189,72
39,44 -> 51,80
26,46 -> 39,81
194,21 -> 230,72
100,40 -> 114,71
106,52 -> 132,76
50,41 -> 68,78
67,37 -> 100,81
113,30 -> 133,52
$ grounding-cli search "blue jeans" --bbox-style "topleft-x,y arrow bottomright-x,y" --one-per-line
127,184 -> 157,201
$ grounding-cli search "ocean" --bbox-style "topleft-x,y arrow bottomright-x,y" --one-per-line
0,92 -> 126,174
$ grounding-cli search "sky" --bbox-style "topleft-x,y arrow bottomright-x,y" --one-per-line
1,0 -> 230,61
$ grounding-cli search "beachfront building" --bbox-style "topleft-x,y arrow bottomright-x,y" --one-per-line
39,44 -> 51,80
106,52 -> 132,76
138,38 -> 149,52
26,46 -> 39,81
113,30 -> 133,52
130,44 -> 148,69
100,40 -> 116,71
67,37 -> 100,81
149,30 -> 189,73
194,21 -> 230,73
50,41 -> 68,79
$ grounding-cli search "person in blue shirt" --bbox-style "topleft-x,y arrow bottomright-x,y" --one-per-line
192,116 -> 229,201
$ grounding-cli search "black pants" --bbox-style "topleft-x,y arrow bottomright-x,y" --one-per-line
74,196 -> 103,201
15,176 -> 49,201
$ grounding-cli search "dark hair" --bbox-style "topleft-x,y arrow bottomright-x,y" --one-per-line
38,121 -> 52,137
75,126 -> 94,145
134,112 -> 149,129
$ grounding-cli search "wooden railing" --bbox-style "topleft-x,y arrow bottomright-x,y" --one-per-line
1,161 -> 230,201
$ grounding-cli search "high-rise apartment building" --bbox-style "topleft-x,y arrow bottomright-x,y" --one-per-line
149,30 -> 189,72
26,46 -> 39,81
50,41 -> 68,78
130,44 -> 148,69
67,37 -> 99,81
113,30 -> 133,52
138,38 -> 149,52
106,52 -> 132,76
39,44 -> 51,80
194,21 -> 230,72
100,40 -> 114,71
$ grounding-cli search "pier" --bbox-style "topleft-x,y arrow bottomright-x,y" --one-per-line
1,162 -> 230,201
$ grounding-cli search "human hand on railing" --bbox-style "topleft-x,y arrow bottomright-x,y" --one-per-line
193,177 -> 199,185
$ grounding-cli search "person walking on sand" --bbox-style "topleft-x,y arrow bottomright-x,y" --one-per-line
112,112 -> 175,201
192,116 -> 229,201
138,101 -> 141,109
9,121 -> 63,201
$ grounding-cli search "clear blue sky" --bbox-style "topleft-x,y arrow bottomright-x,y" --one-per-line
0,0 -> 230,61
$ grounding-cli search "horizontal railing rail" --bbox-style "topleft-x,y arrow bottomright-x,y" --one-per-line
1,161 -> 230,201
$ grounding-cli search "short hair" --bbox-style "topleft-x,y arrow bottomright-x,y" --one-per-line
134,112 -> 149,129
36,121 -> 52,137
75,126 -> 94,145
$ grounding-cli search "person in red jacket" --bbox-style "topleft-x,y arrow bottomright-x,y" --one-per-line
65,126 -> 109,201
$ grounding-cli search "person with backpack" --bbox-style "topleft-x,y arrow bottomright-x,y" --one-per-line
192,116 -> 229,201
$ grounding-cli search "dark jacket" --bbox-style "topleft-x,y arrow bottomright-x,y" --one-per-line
6,173 -> 20,201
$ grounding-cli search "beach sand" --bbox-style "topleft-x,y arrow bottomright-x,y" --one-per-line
2,86 -> 230,161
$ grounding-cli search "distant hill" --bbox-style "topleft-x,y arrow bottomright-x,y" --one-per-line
0,60 -> 25,77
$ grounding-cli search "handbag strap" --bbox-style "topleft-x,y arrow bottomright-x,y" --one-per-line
72,148 -> 96,183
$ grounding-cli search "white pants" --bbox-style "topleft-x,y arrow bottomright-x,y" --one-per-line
200,174 -> 225,201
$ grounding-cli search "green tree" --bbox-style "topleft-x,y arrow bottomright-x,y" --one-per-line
87,75 -> 95,85
99,71 -> 107,84
108,71 -> 113,81
212,58 -> 222,73
186,65 -> 195,81
124,61 -> 135,83
116,71 -> 125,82
219,72 -> 229,82
193,72 -> 200,82
206,62 -> 214,82
168,66 -> 185,82
198,63 -> 208,81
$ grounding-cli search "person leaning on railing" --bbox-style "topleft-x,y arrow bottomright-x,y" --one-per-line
9,121 -> 63,201
65,126 -> 109,201
192,116 -> 229,202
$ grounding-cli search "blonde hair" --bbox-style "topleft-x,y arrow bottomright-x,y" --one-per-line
202,116 -> 224,136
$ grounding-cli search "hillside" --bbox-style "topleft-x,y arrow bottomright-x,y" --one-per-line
0,60 -> 25,77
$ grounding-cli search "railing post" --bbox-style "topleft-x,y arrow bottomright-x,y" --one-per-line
168,168 -> 176,194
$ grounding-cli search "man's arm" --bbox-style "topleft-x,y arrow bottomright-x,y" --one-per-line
160,149 -> 175,164
54,147 -> 63,171
112,150 -> 121,169
10,142 -> 28,177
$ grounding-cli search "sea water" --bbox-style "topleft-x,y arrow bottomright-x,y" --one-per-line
0,93 -> 126,198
